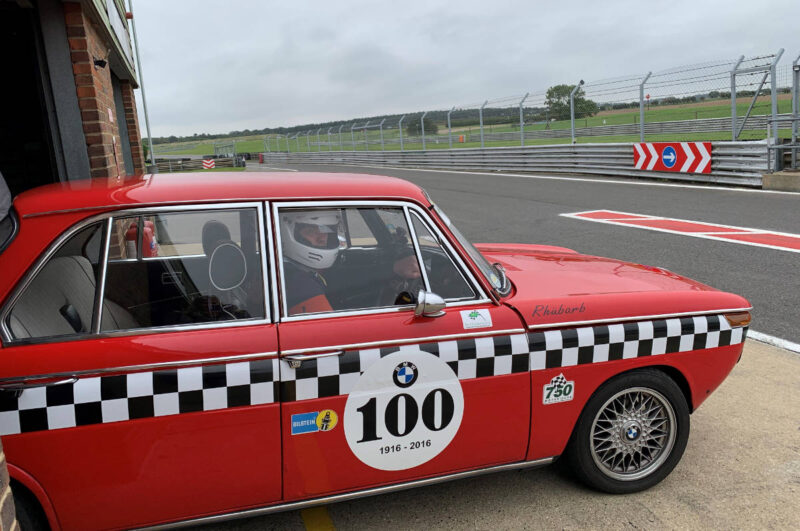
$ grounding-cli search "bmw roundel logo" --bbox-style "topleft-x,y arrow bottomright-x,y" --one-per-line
626,426 -> 640,441
393,361 -> 418,388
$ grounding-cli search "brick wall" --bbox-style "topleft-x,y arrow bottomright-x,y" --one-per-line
120,81 -> 147,173
64,2 -> 129,178
0,440 -> 17,531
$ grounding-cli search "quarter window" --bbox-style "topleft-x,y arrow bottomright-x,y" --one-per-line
7,222 -> 106,340
410,213 -> 475,301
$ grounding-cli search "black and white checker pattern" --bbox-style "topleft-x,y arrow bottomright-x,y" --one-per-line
280,334 -> 530,401
0,358 -> 279,436
529,314 -> 747,371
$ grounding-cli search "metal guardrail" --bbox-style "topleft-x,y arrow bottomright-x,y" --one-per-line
155,157 -> 236,173
259,142 -> 768,187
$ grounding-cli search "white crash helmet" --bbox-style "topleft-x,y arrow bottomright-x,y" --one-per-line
281,210 -> 341,269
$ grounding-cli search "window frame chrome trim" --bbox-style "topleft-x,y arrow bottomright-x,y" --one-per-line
403,205 -> 432,292
0,350 -> 279,386
1,202 -> 273,346
91,217 -> 113,333
527,307 -> 754,330
272,200 -> 490,322
264,202 -> 281,323
280,327 -> 526,355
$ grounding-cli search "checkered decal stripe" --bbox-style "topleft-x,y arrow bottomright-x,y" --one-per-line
0,359 -> 279,436
529,314 -> 747,370
281,334 -> 530,402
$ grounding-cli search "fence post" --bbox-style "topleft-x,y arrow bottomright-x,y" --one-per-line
479,100 -> 488,148
793,53 -> 800,167
730,55 -> 745,141
447,106 -> 455,148
379,118 -> 386,151
338,124 -> 344,151
327,127 -> 333,151
770,49 -> 785,142
421,112 -> 429,151
570,81 -> 583,144
399,115 -> 405,151
519,92 -> 529,146
638,72 -> 651,143
263,136 -> 268,153
285,134 -> 290,153
351,123 -> 356,151
316,128 -> 322,152
363,121 -> 370,151
306,131 -> 311,152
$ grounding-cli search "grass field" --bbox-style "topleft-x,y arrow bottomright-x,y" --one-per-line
155,96 -> 794,156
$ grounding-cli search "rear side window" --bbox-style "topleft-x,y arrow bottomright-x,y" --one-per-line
102,208 -> 266,330
0,213 -> 17,256
6,222 -> 104,340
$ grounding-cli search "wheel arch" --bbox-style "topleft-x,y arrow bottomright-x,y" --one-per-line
564,364 -> 693,450
9,464 -> 60,531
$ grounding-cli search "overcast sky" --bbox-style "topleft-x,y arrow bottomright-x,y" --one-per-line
131,0 -> 798,137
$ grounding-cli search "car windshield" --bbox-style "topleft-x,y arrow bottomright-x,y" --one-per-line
432,204 -> 510,295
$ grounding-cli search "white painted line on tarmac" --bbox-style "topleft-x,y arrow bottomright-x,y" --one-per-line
748,330 -> 800,355
329,163 -> 800,196
561,210 -> 800,254
251,164 -> 299,172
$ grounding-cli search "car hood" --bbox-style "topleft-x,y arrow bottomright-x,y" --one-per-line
476,243 -> 750,327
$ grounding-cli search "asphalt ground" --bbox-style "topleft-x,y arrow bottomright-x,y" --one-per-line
191,340 -> 800,531
247,163 -> 800,345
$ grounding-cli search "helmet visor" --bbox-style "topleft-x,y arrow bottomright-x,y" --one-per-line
294,222 -> 340,249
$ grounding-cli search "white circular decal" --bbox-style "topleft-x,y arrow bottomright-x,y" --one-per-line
344,350 -> 464,471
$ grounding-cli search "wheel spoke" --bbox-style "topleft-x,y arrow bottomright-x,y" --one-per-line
590,386 -> 678,481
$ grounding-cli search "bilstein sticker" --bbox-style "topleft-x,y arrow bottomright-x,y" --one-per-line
461,309 -> 492,329
543,374 -> 575,404
343,350 -> 464,471
291,409 -> 339,434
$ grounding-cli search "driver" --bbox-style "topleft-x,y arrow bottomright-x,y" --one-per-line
281,210 -> 341,315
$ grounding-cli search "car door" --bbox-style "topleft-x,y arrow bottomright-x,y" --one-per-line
274,201 -> 530,501
0,203 -> 281,530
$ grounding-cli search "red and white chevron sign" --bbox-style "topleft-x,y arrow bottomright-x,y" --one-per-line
633,142 -> 711,174
202,159 -> 215,169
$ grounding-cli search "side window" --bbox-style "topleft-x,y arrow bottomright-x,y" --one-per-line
102,208 -> 265,331
278,207 -> 424,316
410,212 -> 475,301
6,222 -> 105,340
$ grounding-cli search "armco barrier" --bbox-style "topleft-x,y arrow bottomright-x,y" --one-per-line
259,142 -> 768,187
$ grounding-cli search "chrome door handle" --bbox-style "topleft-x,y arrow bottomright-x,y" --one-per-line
284,350 -> 345,369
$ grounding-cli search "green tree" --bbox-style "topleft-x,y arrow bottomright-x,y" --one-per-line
545,84 -> 598,121
406,115 -> 439,136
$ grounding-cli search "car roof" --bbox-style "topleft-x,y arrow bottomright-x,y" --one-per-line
14,172 -> 430,217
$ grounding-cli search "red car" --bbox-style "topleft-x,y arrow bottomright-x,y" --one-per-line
0,173 -> 750,530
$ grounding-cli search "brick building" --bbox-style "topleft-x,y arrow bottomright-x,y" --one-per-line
0,0 -> 147,198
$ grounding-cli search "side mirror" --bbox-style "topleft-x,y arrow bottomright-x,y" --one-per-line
414,290 -> 446,318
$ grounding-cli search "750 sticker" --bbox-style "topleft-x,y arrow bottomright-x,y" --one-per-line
343,350 -> 464,471
543,374 -> 574,404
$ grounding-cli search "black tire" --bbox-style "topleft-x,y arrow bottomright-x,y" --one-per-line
12,482 -> 49,531
565,369 -> 690,494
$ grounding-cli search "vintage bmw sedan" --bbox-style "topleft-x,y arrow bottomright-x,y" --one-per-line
0,172 -> 750,530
